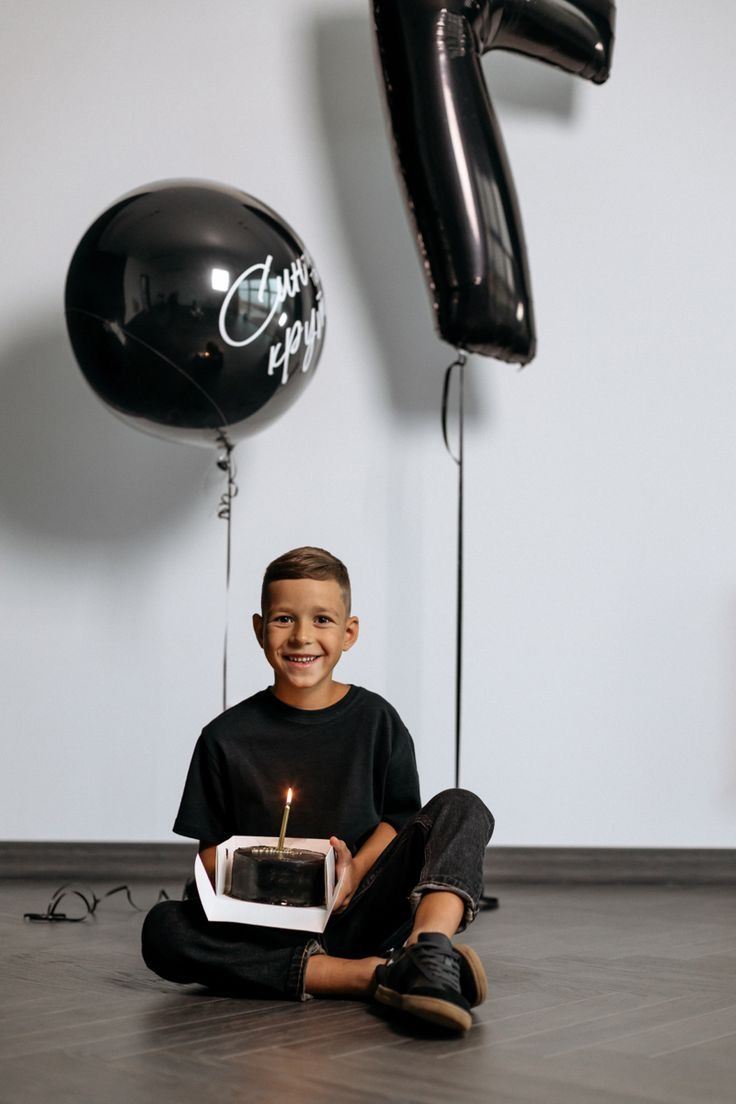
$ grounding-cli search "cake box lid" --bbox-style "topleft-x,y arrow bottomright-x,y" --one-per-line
194,836 -> 343,932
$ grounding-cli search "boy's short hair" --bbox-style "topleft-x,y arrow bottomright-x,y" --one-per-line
261,547 -> 352,615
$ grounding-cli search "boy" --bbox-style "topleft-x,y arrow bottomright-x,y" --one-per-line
142,547 -> 494,1033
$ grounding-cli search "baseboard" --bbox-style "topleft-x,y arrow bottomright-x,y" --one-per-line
485,847 -> 736,885
2,842 -> 734,885
0,842 -> 197,882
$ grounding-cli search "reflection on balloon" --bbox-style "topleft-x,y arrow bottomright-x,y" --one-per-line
372,0 -> 616,363
65,179 -> 326,447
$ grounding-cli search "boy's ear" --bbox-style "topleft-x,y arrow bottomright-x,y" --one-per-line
342,615 -> 359,652
252,613 -> 264,648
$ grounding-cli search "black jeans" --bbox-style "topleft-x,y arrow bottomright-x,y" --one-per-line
141,788 -> 494,1001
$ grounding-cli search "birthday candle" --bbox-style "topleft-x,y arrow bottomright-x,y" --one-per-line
277,788 -> 292,851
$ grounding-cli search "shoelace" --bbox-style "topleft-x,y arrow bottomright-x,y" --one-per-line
403,942 -> 462,989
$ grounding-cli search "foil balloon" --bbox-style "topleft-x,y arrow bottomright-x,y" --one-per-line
371,0 -> 616,363
65,180 -> 326,447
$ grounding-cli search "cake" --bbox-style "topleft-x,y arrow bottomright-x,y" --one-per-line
228,846 -> 325,907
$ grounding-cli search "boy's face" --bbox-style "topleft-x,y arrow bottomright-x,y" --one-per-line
253,577 -> 358,706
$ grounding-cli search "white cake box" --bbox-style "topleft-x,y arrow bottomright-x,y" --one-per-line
194,836 -> 344,933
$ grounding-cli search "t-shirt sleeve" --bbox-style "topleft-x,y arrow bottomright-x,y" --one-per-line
172,731 -> 229,842
381,717 -> 422,832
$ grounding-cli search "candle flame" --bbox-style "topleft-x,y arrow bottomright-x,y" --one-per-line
286,787 -> 293,805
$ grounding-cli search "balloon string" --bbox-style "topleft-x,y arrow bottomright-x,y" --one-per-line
216,432 -> 238,712
441,349 -> 467,788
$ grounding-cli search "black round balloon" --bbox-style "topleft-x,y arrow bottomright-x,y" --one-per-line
65,179 -> 326,447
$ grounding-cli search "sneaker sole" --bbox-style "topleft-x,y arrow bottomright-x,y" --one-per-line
454,944 -> 488,1008
374,984 -> 472,1033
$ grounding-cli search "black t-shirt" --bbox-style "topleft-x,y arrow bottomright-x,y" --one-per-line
173,685 -> 421,852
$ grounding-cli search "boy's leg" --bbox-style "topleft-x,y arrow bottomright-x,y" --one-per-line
141,890 -> 321,1001
324,787 -> 493,960
313,788 -> 493,1028
302,953 -> 385,997
407,888 -> 465,943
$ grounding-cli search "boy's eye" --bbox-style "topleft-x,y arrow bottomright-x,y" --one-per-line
315,615 -> 332,625
273,615 -> 292,623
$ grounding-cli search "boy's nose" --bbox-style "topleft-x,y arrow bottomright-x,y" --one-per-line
289,621 -> 312,645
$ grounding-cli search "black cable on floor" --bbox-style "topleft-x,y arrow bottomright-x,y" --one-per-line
23,883 -> 170,923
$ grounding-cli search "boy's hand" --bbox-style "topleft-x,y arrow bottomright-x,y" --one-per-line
329,836 -> 359,913
329,822 -> 396,914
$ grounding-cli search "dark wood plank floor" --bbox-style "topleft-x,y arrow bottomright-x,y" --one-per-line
2,880 -> 735,1103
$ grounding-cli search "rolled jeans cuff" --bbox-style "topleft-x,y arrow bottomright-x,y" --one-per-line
409,879 -> 478,930
290,938 -> 325,1002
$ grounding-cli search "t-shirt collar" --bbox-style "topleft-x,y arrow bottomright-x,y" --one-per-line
262,685 -> 360,725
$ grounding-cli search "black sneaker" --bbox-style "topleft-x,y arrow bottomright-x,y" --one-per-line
373,932 -> 473,1032
455,943 -> 488,1008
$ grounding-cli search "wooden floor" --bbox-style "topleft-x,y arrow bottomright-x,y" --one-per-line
2,879 -> 735,1104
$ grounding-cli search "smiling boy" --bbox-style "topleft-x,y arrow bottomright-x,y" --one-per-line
142,547 -> 494,1033
254,573 -> 359,710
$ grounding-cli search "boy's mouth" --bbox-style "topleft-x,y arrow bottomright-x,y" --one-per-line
284,655 -> 319,665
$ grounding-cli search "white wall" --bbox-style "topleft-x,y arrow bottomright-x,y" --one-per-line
1,1 -> 734,846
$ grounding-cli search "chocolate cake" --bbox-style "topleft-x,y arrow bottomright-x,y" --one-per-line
228,846 -> 325,907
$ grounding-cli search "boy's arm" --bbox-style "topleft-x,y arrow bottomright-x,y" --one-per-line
330,821 -> 397,912
351,822 -> 397,881
198,842 -> 218,888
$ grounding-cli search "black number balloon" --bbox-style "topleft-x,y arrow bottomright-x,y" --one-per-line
65,180 -> 326,448
371,0 -> 616,363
